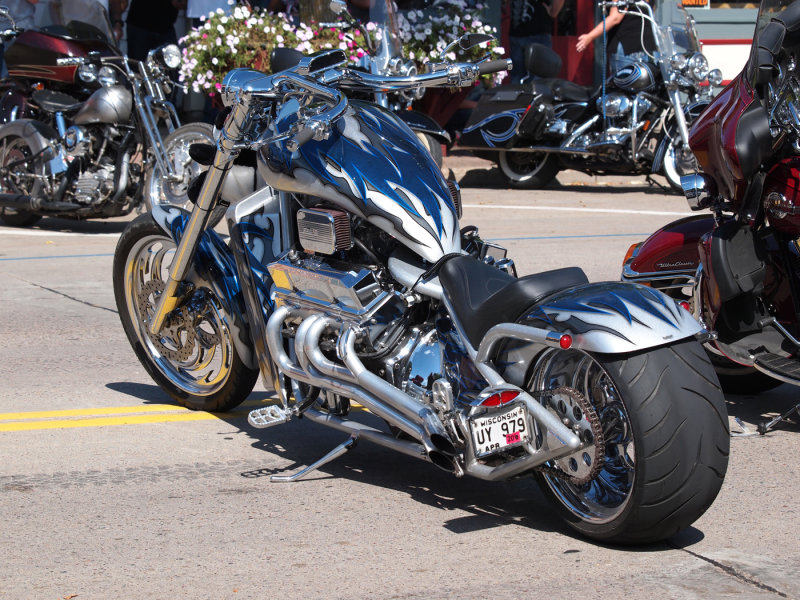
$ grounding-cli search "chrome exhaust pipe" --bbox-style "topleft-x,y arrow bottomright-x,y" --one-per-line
339,326 -> 457,457
301,315 -> 456,469
267,308 -> 455,471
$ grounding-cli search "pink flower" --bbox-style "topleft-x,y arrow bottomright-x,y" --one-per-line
202,33 -> 208,39
338,33 -> 344,40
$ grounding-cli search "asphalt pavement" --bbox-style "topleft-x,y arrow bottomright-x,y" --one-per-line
1,160 -> 798,599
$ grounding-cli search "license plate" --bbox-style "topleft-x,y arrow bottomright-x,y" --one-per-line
470,404 -> 530,457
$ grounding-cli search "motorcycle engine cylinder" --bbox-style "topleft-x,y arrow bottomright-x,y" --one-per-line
63,125 -> 91,157
596,93 -> 631,117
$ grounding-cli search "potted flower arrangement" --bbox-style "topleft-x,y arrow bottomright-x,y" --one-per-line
178,0 -> 504,98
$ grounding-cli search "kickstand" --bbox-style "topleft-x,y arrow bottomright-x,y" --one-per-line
757,402 -> 800,434
270,434 -> 358,483
731,417 -> 759,437
646,174 -> 670,193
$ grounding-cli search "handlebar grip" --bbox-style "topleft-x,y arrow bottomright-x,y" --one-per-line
478,59 -> 512,76
287,125 -> 316,151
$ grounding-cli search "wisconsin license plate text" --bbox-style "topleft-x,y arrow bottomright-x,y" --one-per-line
471,404 -> 529,457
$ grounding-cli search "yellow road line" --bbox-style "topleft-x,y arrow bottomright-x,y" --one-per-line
0,411 -> 225,432
0,404 -> 190,421
0,399 -> 366,432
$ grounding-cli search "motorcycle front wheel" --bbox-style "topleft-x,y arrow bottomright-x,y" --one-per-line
526,338 -> 729,544
0,135 -> 42,227
113,213 -> 259,411
145,122 -> 227,227
497,150 -> 559,189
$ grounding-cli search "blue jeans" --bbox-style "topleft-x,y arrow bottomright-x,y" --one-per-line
510,34 -> 552,84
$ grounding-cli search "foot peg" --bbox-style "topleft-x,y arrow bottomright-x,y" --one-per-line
248,405 -> 291,429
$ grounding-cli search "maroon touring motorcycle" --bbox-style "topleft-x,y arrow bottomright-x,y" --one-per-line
622,0 -> 800,432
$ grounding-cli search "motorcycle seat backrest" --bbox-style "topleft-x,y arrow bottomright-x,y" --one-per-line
438,255 -> 588,349
524,43 -> 562,79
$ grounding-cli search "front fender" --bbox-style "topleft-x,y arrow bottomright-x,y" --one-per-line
149,205 -> 257,370
652,100 -> 711,174
501,282 -> 703,386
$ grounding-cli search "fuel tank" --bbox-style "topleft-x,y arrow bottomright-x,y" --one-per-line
73,85 -> 132,125
612,60 -> 658,93
4,29 -> 116,84
257,99 -> 460,264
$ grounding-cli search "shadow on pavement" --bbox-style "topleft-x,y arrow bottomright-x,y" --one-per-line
104,380 -> 715,547
1,216 -> 131,235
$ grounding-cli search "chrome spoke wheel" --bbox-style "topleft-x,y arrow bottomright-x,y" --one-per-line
124,233 -> 235,396
529,349 -> 635,524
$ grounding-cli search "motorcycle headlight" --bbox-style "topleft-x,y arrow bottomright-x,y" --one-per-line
670,53 -> 688,72
688,53 -> 709,82
78,63 -> 98,83
707,68 -> 723,86
98,65 -> 117,87
150,44 -> 181,70
160,44 -> 181,69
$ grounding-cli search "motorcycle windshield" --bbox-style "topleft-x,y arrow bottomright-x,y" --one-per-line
367,0 -> 402,57
32,0 -> 115,45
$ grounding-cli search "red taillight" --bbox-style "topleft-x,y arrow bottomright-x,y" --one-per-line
481,389 -> 521,407
559,334 -> 572,349
679,301 -> 691,312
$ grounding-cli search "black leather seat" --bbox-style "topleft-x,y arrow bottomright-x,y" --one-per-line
439,255 -> 588,348
529,78 -> 595,103
32,90 -> 83,114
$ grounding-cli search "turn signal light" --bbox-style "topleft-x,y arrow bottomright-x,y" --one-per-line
559,334 -> 572,349
679,301 -> 691,312
623,243 -> 638,265
481,390 -> 521,407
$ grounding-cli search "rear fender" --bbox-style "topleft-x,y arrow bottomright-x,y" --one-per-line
500,282 -> 703,386
0,118 -> 67,175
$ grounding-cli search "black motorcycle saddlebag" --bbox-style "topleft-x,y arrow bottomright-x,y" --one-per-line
711,220 -> 767,301
460,86 -> 534,148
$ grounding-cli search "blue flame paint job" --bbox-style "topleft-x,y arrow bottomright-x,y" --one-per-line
257,100 -> 460,263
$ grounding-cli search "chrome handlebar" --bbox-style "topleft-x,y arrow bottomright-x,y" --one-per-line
220,58 -> 511,151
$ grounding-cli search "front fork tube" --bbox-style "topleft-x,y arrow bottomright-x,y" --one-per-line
668,88 -> 691,149
149,101 -> 248,335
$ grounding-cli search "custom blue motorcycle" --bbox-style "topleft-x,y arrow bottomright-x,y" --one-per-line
112,43 -> 729,544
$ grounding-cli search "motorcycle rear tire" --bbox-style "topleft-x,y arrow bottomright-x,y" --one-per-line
0,135 -> 42,227
497,150 -> 559,189
145,122 -> 227,228
528,338 -> 729,544
113,213 -> 259,412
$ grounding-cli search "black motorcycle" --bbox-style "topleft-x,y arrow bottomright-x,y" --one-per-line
456,0 -> 720,190
0,1 -> 217,227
